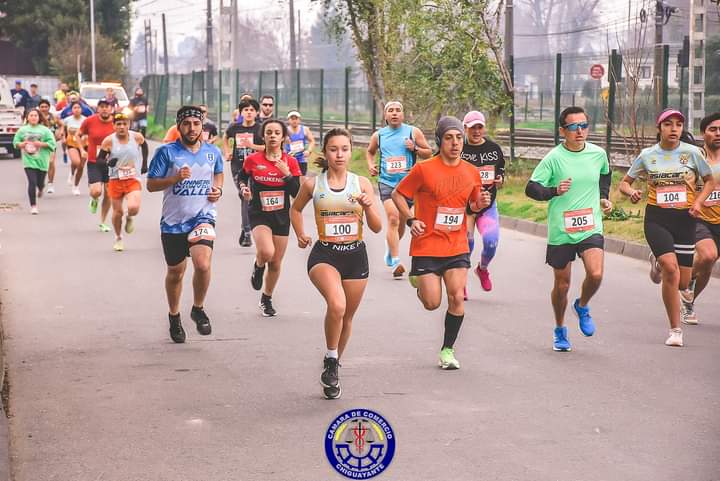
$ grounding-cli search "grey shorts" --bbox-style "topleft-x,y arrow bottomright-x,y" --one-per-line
379,182 -> 413,206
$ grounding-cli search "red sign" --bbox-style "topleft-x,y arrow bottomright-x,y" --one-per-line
590,64 -> 605,80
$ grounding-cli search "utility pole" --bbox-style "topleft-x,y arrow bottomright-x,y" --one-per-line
153,30 -> 158,74
161,13 -> 169,75
653,0 -> 664,116
504,0 -> 513,70
504,0 -> 514,162
206,0 -> 214,110
289,0 -> 297,69
297,9 -> 302,70
688,0 -> 707,132
231,0 -> 238,68
90,0 -> 97,81
144,20 -> 150,76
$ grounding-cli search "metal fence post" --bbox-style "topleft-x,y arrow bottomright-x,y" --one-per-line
218,69 -> 223,131
344,66 -> 350,130
296,68 -> 301,110
274,70 -> 279,110
371,95 -> 377,132
662,45 -> 670,110
180,74 -> 185,105
606,49 -> 618,157
510,54 -> 515,164
235,69 -> 240,110
540,92 -> 544,121
319,69 -> 324,143
190,71 -> 195,104
258,71 -> 263,98
553,53 -> 562,145
524,91 -> 528,122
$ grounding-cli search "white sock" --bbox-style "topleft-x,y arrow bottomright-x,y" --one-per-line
326,349 -> 338,359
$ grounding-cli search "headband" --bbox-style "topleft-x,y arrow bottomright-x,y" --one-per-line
384,101 -> 403,112
176,106 -> 204,125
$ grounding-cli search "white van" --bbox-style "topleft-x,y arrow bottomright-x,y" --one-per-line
79,82 -> 129,111
0,77 -> 25,157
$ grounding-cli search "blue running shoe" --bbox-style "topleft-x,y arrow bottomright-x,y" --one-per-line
384,245 -> 393,267
573,298 -> 595,337
553,326 -> 571,352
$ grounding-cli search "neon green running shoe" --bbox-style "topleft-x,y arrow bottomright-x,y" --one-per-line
438,347 -> 460,370
409,275 -> 419,288
89,198 -> 98,214
99,223 -> 111,233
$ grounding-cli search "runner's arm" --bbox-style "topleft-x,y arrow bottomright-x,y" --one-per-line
97,136 -> 113,166
290,177 -> 315,242
411,128 -> 433,159
222,131 -> 232,160
525,181 -> 558,201
139,136 -> 149,174
599,169 -> 612,200
304,126 -> 316,156
359,176 -> 382,233
366,133 -> 379,175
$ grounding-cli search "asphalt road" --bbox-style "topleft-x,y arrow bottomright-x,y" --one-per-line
1,149 -> 719,481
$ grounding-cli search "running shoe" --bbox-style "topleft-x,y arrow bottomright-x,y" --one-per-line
46,183 -> 54,194
321,356 -> 339,388
463,285 -> 468,301
89,198 -> 98,214
680,289 -> 698,325
323,384 -> 342,400
99,223 -> 111,233
239,231 -> 252,247
251,262 -> 265,291
665,328 -> 683,347
72,186 -> 81,196
30,206 -> 39,215
384,245 -> 393,267
573,298 -> 595,336
67,172 -> 73,185
438,347 -> 460,370
259,296 -> 276,317
475,265 -> 493,291
113,239 -> 124,252
168,314 -> 186,344
409,275 -> 419,288
390,258 -> 405,278
553,326 -> 571,351
190,306 -> 212,335
125,216 -> 135,234
649,253 -> 662,284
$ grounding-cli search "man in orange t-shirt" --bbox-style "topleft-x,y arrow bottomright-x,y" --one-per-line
392,116 -> 490,370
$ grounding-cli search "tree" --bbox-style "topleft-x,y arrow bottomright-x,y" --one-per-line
49,30 -> 125,85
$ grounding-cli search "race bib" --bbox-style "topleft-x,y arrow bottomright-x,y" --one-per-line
324,215 -> 359,242
187,223 -> 216,243
201,131 -> 209,141
289,140 -> 304,155
117,167 -> 137,180
564,208 -> 595,233
24,143 -> 37,154
259,190 -> 284,211
434,207 -> 465,232
235,133 -> 253,148
386,156 -> 407,174
704,189 -> 720,207
478,165 -> 495,185
656,185 -> 688,208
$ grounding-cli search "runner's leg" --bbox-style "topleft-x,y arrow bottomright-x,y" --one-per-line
309,264 -> 346,352
47,151 -> 56,185
338,279 -> 368,358
551,264 -> 572,327
166,260 -> 187,315
657,253 -> 682,329
100,183 -> 111,224
692,239 -> 718,299
74,154 -> 86,187
24,168 -> 39,207
126,190 -> 141,217
252,225 -> 275,268
189,244 -> 213,308
264,235 -> 289,296
578,247 -> 603,306
478,203 -> 500,269
416,273 -> 443,311
110,196 -> 124,237
383,198 -> 404,260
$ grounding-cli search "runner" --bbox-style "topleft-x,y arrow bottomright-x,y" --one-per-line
391,116 -> 490,369
366,101 -> 432,277
64,101 -> 87,196
163,124 -> 181,143
11,80 -> 30,117
259,95 -> 275,122
79,99 -> 115,232
102,87 -> 120,113
12,108 -> 56,214
198,104 -> 218,144
147,106 -> 224,343
619,108 -> 714,347
128,87 -> 149,136
681,112 -> 720,324
38,99 -> 64,194
54,82 -> 69,105
231,93 -> 254,124
59,92 -> 93,118
97,113 -> 148,251
27,84 -> 42,110
285,110 -> 315,177
290,128 -> 382,399
525,106 -> 612,352
460,110 -> 505,298
224,99 -> 264,247
239,119 -> 301,317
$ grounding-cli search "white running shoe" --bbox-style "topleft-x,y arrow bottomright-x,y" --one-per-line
680,290 -> 698,325
113,238 -> 124,252
665,328 -> 683,347
649,254 -> 662,284
46,183 -> 55,194
30,206 -> 39,215
125,215 -> 135,234
72,186 -> 81,196
67,172 -> 73,185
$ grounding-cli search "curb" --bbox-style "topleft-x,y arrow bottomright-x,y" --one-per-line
499,215 -> 720,279
0,301 -> 9,481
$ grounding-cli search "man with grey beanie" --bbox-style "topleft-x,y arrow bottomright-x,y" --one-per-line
392,116 -> 491,370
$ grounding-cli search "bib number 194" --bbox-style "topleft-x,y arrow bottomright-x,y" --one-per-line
434,207 -> 465,232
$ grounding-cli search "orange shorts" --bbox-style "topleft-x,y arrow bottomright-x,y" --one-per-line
108,178 -> 141,199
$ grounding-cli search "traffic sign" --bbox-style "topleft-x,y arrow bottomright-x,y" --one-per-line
590,64 -> 605,80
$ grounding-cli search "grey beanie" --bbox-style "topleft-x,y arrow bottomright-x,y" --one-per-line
435,116 -> 464,146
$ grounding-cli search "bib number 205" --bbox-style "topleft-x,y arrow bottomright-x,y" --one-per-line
564,208 -> 595,233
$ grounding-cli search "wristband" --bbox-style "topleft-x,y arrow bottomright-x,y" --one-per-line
406,217 -> 417,227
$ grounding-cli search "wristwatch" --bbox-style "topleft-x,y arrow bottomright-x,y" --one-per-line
406,217 -> 417,227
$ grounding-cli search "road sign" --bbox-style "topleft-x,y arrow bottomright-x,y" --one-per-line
590,64 -> 605,80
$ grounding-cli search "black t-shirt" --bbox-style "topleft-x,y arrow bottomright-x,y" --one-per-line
461,138 -> 505,212
203,119 -> 218,139
129,96 -> 149,120
225,122 -> 262,165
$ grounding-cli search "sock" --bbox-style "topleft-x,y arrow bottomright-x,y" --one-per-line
168,312 -> 180,321
442,311 -> 464,349
326,349 -> 339,359
391,256 -> 400,264
261,293 -> 271,302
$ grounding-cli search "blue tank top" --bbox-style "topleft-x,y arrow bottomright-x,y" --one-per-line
286,125 -> 307,164
378,123 -> 415,187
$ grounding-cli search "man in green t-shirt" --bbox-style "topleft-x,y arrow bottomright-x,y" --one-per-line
525,106 -> 613,352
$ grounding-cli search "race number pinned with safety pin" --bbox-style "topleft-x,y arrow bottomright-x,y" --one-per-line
656,185 -> 687,208
187,223 -> 216,243
564,208 -> 595,233
324,215 -> 359,242
386,156 -> 408,174
704,189 -> 720,207
259,190 -> 285,211
477,165 -> 495,186
117,167 -> 137,180
434,207 -> 465,232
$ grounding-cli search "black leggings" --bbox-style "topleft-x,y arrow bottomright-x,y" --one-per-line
24,168 -> 47,206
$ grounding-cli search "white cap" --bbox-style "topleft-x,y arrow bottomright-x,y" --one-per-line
287,110 -> 301,119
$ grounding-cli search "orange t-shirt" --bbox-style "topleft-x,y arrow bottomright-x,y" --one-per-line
395,155 -> 482,257
163,125 -> 180,143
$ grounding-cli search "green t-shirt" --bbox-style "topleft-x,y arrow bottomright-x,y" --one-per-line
12,124 -> 56,171
530,142 -> 610,245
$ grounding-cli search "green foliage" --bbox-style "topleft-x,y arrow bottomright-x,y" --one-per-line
706,35 -> 720,96
49,30 -> 125,84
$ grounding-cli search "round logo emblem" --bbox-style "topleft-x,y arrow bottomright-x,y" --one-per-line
325,409 -> 396,479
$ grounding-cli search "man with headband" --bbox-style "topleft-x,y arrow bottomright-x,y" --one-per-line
392,116 -> 491,370
147,106 -> 224,344
366,101 -> 432,278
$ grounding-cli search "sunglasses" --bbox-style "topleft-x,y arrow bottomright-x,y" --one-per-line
262,103 -> 273,107
563,122 -> 589,132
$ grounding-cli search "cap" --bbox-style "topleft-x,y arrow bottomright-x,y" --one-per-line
287,110 -> 301,119
656,108 -> 685,126
463,111 -> 486,128
435,116 -> 464,146
97,99 -> 111,106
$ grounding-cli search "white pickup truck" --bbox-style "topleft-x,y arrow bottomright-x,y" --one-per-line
0,77 -> 24,158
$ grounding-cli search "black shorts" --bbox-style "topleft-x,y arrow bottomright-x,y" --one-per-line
307,241 -> 369,280
87,162 -> 109,184
161,232 -> 214,266
410,253 -> 471,277
696,219 -> 720,252
644,204 -> 696,268
249,210 -> 291,236
299,162 -> 308,176
546,233 -> 604,270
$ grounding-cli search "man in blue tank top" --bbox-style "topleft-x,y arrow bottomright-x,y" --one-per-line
366,101 -> 432,277
285,110 -> 316,177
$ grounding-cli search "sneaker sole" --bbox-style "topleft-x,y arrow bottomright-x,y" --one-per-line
438,361 -> 460,370
682,318 -> 698,325
392,264 -> 405,278
259,303 -> 276,317
665,342 -> 683,347
319,379 -> 339,389
552,345 -> 572,352
323,385 -> 342,399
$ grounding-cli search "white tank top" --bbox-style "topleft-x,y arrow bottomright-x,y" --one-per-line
109,133 -> 142,180
313,171 -> 364,243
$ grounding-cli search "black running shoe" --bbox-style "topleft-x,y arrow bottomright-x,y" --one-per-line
251,262 -> 265,291
190,306 -> 212,335
321,356 -> 339,388
259,295 -> 276,317
238,231 -> 245,247
240,231 -> 252,247
168,314 -> 186,343
323,383 -> 342,400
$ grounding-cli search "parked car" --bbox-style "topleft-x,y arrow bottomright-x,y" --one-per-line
79,82 -> 130,112
0,77 -> 25,158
